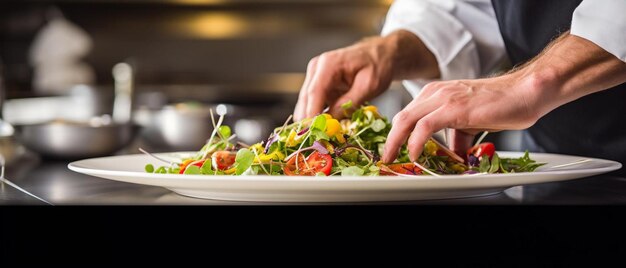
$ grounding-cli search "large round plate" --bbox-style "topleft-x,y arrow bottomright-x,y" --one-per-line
67,151 -> 622,202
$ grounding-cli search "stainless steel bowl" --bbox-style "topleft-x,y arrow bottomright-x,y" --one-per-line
14,119 -> 138,159
2,62 -> 139,160
135,102 -> 237,151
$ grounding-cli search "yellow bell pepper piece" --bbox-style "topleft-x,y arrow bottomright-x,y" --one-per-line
249,143 -> 264,154
286,129 -> 299,147
325,118 -> 341,136
448,163 -> 466,174
223,167 -> 237,174
363,105 -> 381,118
424,139 -> 438,156
255,151 -> 285,163
319,140 -> 335,154
179,159 -> 194,170
335,133 -> 346,144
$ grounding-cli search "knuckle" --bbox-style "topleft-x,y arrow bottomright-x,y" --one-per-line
367,74 -> 386,93
407,136 -> 420,151
307,57 -> 319,69
318,52 -> 334,64
416,118 -> 433,132
392,110 -> 410,125
452,80 -> 465,87
421,82 -> 439,95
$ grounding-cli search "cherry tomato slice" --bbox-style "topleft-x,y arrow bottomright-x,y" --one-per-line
283,153 -> 311,176
467,142 -> 496,160
179,159 -> 206,174
211,151 -> 237,170
283,152 -> 333,176
380,163 -> 422,176
305,151 -> 333,176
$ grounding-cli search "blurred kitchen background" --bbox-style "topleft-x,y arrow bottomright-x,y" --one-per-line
0,0 -> 518,158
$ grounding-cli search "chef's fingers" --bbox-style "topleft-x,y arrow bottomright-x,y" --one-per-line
382,109 -> 429,163
448,129 -> 476,158
390,92 -> 441,127
406,107 -> 454,162
328,69 -> 372,119
294,86 -> 309,121
294,57 -> 319,121
305,56 -> 336,118
382,92 -> 444,163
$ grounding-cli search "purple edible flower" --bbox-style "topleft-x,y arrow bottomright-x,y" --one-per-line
297,127 -> 309,136
284,141 -> 330,161
263,134 -> 279,154
468,155 -> 479,167
309,140 -> 329,155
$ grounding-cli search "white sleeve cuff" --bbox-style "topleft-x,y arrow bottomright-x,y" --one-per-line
381,0 -> 480,81
571,0 -> 626,62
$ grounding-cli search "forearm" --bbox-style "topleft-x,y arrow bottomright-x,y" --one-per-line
513,33 -> 626,119
384,30 -> 441,80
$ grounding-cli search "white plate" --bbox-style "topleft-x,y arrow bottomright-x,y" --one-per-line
67,151 -> 622,202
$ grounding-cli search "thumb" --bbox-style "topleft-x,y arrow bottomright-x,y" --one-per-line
448,129 -> 476,158
327,71 -> 373,119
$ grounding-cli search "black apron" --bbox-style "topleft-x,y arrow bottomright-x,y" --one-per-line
492,0 -> 626,174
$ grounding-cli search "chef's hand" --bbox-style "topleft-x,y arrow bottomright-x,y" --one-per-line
382,77 -> 539,163
293,30 -> 440,120
382,33 -> 626,163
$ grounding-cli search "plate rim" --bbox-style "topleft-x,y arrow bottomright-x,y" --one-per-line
67,151 -> 623,182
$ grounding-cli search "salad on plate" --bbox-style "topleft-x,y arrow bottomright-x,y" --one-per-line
143,102 -> 545,177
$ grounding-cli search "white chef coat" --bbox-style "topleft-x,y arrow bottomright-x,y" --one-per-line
381,0 -> 626,97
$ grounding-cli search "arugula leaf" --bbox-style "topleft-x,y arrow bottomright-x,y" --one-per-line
168,167 -> 180,174
155,166 -> 167,174
183,165 -> 202,175
235,148 -> 255,175
331,157 -> 351,175
218,125 -> 231,138
368,165 -> 380,176
341,100 -> 353,110
351,109 -> 363,122
310,129 -> 329,141
489,153 -> 500,173
341,166 -> 364,176
479,157 -> 491,173
370,119 -> 386,132
371,136 -> 386,143
499,150 -> 546,172
311,114 -> 327,131
340,149 -> 359,163
201,159 -> 213,174
145,164 -> 154,173
240,166 -> 258,175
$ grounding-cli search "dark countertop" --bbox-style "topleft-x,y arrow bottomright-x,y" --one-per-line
2,150 -> 626,205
